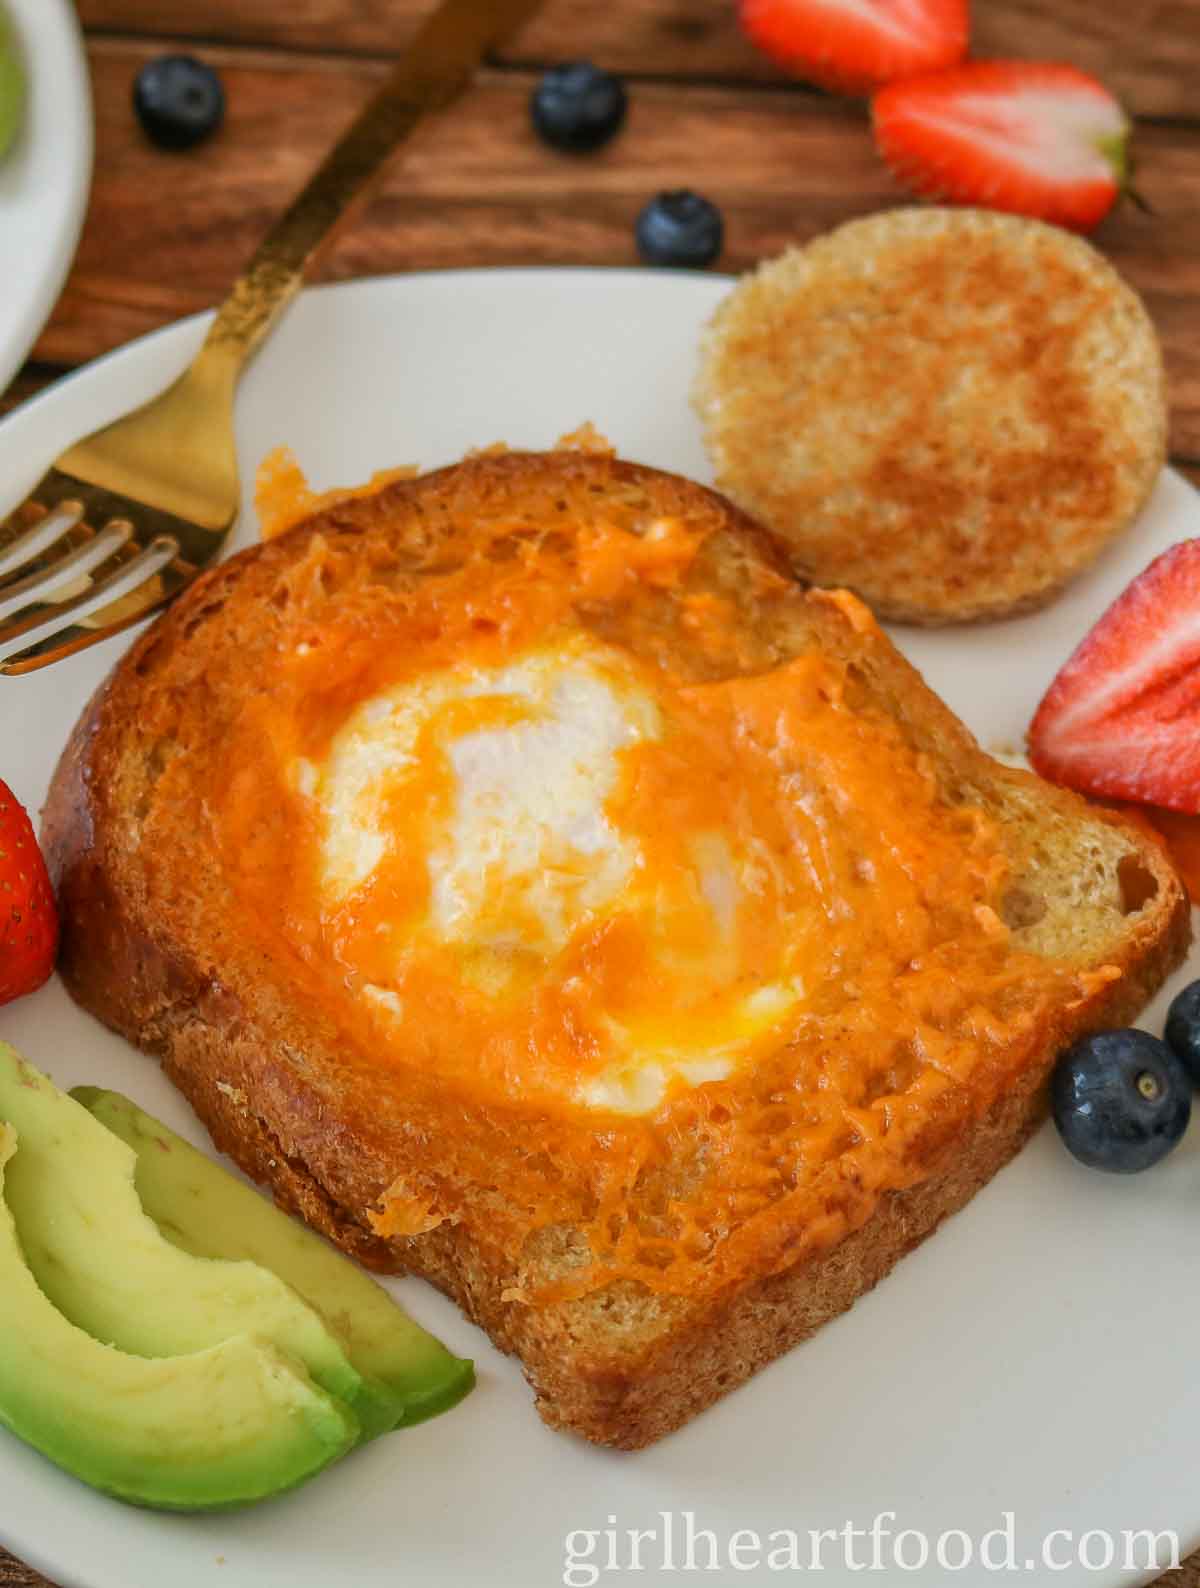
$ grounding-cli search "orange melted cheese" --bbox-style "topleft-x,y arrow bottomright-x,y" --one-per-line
255,446 -> 420,540
209,497 -> 1106,1301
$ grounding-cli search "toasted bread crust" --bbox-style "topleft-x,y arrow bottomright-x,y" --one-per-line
43,448 -> 1190,1448
694,209 -> 1168,625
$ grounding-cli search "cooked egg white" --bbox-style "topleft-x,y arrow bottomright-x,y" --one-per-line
300,635 -> 805,1114
317,640 -> 657,949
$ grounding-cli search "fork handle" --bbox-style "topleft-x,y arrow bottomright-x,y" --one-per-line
199,0 -> 543,371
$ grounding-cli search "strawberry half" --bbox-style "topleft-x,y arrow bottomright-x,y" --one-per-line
873,62 -> 1130,233
739,0 -> 968,96
0,779 -> 58,1005
1029,541 -> 1200,815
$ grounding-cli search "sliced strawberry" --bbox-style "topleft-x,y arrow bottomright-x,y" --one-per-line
739,0 -> 967,95
0,779 -> 58,1004
873,62 -> 1129,233
1029,541 -> 1200,815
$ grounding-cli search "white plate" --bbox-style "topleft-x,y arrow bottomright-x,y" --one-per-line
0,0 -> 92,396
1,270 -> 1198,1588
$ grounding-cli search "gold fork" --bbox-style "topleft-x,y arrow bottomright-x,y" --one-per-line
0,0 -> 543,676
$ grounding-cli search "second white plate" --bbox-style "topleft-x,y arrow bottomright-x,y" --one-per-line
0,0 -> 92,397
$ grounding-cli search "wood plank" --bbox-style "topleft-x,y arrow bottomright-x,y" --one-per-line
75,0 -> 1200,120
32,42 -> 1200,466
0,366 -> 65,418
1159,1558 -> 1200,1588
0,1559 -> 54,1588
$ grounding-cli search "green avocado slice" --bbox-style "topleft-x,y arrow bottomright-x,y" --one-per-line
74,1086 -> 475,1426
0,1046 -> 394,1441
0,1122 -> 358,1510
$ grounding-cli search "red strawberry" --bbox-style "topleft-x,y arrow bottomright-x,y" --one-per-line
1029,541 -> 1200,815
739,0 -> 967,96
873,62 -> 1130,233
0,779 -> 58,1004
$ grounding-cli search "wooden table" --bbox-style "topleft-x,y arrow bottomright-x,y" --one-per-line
2,1 -> 1199,1583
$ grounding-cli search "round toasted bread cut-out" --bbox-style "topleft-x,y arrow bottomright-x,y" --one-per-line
693,208 -> 1167,625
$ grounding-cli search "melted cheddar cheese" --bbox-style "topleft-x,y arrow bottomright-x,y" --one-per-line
219,603 -> 1025,1120
201,455 -> 1112,1301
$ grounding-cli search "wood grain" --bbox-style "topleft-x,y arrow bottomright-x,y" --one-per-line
0,1561 -> 50,1588
75,0 -> 1200,121
0,366 -> 62,420
35,42 -> 1200,467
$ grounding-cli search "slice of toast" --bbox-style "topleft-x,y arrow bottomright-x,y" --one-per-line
43,446 -> 1189,1448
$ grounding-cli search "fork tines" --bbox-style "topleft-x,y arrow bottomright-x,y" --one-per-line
0,468 -> 199,676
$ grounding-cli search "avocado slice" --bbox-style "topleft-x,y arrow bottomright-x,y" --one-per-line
75,1086 -> 475,1426
0,1046 -> 396,1441
0,1122 -> 358,1509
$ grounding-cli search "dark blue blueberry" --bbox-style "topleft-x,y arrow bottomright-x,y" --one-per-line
1165,979 -> 1200,1086
1052,1029 -> 1191,1173
635,190 -> 724,269
134,56 -> 225,151
530,62 -> 627,153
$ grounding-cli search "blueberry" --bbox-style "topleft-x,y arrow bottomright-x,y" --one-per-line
134,55 -> 225,151
1052,1029 -> 1191,1173
1165,979 -> 1200,1086
635,190 -> 724,270
530,62 -> 627,153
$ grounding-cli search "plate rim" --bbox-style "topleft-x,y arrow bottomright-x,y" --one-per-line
0,263 -> 731,432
